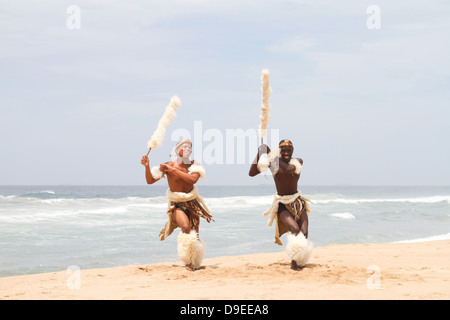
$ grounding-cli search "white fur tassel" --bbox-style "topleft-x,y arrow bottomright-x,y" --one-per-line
288,158 -> 302,175
258,69 -> 272,139
177,231 -> 205,270
257,154 -> 270,173
147,96 -> 181,150
188,164 -> 206,179
256,146 -> 280,173
285,232 -> 313,267
150,166 -> 164,180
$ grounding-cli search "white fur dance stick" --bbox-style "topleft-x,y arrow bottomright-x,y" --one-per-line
259,69 -> 272,145
146,95 -> 181,156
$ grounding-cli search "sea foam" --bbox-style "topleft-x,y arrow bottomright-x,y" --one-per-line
394,233 -> 450,243
330,212 -> 356,219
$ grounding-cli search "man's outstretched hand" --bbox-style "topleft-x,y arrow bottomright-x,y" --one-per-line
141,155 -> 149,167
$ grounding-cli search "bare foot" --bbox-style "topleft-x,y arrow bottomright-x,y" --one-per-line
291,260 -> 305,271
185,264 -> 196,271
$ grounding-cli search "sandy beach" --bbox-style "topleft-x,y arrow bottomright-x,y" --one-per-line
1,240 -> 449,300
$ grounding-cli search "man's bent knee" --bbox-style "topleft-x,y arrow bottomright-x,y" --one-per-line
300,211 -> 309,238
180,226 -> 191,234
302,229 -> 308,238
280,210 -> 300,235
173,208 -> 191,234
287,219 -> 300,235
290,224 -> 300,235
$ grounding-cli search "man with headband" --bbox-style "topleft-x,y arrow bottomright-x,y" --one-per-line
141,138 -> 213,270
249,140 -> 313,270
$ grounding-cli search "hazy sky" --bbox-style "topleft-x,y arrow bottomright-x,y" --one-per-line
1,0 -> 449,186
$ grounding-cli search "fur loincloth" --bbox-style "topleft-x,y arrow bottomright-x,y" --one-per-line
263,191 -> 312,245
159,186 -> 213,241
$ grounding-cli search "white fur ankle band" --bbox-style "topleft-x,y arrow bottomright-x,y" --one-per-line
285,232 -> 313,267
177,230 -> 205,270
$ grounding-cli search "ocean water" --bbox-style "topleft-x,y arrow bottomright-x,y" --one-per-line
0,185 -> 449,277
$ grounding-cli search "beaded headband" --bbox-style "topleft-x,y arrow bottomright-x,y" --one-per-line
279,140 -> 293,148
175,138 -> 192,151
